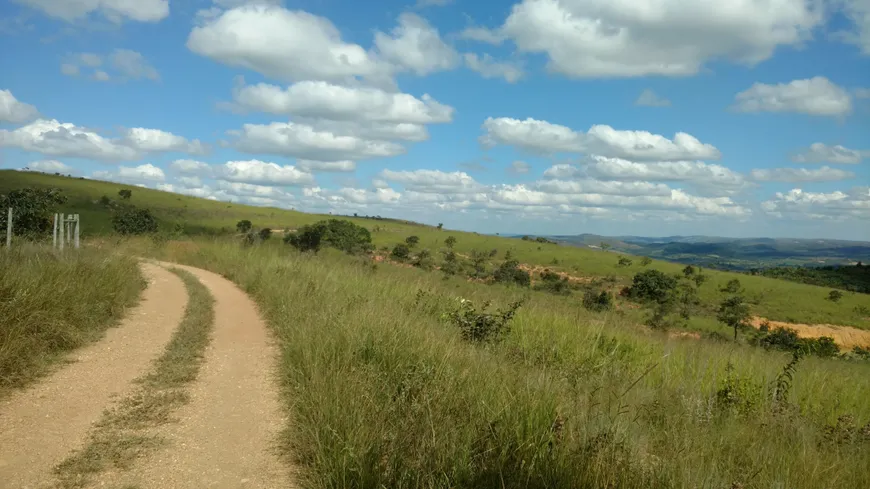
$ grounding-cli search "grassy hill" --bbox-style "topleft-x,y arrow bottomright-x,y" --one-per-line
2,169 -> 869,329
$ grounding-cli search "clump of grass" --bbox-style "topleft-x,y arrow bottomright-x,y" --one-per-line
0,245 -> 143,397
54,267 -> 214,488
157,239 -> 870,489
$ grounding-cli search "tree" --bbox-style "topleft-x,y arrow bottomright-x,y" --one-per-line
717,295 -> 751,341
828,290 -> 844,303
682,265 -> 696,278
285,219 -> 372,254
469,249 -> 489,277
444,236 -> 457,248
258,228 -> 272,241
437,223 -> 443,230
236,220 -> 253,233
582,290 -> 613,312
118,189 -> 132,200
640,256 -> 652,267
617,256 -> 633,267
112,206 -> 158,235
493,259 -> 530,287
721,279 -> 743,294
0,188 -> 67,238
600,242 -> 612,251
626,269 -> 678,304
405,235 -> 420,248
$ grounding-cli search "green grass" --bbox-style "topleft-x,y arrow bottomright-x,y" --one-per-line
3,169 -> 868,329
144,238 -> 870,489
54,267 -> 215,488
0,245 -> 143,397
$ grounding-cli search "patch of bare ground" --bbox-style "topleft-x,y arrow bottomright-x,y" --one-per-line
749,317 -> 870,350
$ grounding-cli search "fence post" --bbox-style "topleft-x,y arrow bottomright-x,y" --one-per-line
59,213 -> 65,251
5,208 -> 11,248
74,214 -> 80,249
53,213 -> 58,249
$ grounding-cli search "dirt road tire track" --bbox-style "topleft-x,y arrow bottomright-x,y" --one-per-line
0,263 -> 188,489
95,261 -> 293,488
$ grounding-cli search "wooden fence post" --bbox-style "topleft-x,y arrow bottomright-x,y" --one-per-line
59,213 -> 65,251
74,214 -> 80,249
53,214 -> 58,249
5,208 -> 11,248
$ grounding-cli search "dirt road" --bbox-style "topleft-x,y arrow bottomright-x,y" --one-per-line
0,263 -> 187,489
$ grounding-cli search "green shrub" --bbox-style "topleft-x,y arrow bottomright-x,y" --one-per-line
0,188 -> 67,239
258,228 -> 272,241
492,259 -> 530,287
626,269 -> 678,303
117,189 -> 132,200
582,290 -> 612,312
391,243 -> 411,260
111,206 -> 158,235
442,298 -> 522,343
405,235 -> 420,248
285,219 -> 372,254
534,270 -> 572,295
828,290 -> 843,303
236,219 -> 253,233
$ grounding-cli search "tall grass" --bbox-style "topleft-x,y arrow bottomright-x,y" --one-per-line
0,246 -> 143,396
150,239 -> 870,489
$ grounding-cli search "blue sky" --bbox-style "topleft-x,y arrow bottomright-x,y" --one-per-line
1,0 -> 868,240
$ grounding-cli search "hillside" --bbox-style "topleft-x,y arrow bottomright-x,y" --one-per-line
2,170 -> 869,330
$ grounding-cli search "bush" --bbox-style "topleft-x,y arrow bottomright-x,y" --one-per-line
444,236 -> 456,248
721,279 -> 743,294
443,298 -> 522,343
492,259 -> 530,287
626,269 -> 678,303
405,235 -> 420,248
236,220 -> 253,233
412,249 -> 435,270
535,270 -> 572,295
582,290 -> 612,312
751,327 -> 841,358
391,243 -> 411,260
617,256 -> 633,267
828,290 -> 843,303
117,189 -> 132,200
258,228 -> 272,241
111,206 -> 158,235
0,188 -> 67,239
640,257 -> 652,266
285,219 -> 372,254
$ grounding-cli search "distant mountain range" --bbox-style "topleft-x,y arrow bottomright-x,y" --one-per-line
536,234 -> 870,271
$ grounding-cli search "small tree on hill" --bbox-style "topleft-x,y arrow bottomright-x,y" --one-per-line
236,219 -> 253,233
437,223 -> 443,230
0,188 -> 67,238
617,256 -> 633,267
721,279 -> 743,294
828,290 -> 843,303
640,256 -> 652,267
444,236 -> 457,249
391,243 -> 411,260
627,269 -> 678,303
258,228 -> 272,241
682,265 -> 696,278
285,219 -> 372,254
717,295 -> 751,341
112,206 -> 158,235
118,189 -> 132,200
493,259 -> 530,287
405,235 -> 420,248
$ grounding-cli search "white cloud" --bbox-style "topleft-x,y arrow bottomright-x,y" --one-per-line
839,0 -> 870,54
0,119 -> 140,161
94,163 -> 166,183
534,178 -> 672,197
60,64 -> 80,76
230,121 -> 405,161
188,5 -> 391,85
93,71 -> 110,82
297,160 -> 357,172
300,120 -> 429,143
457,26 -> 506,45
338,187 -> 402,204
480,117 -> 721,160
169,159 -> 214,176
123,128 -> 206,155
463,53 -> 524,83
732,77 -> 852,116
379,169 -> 483,194
415,0 -> 454,7
496,0 -> 821,78
373,13 -> 459,76
230,81 -> 454,124
78,53 -> 102,67
750,166 -> 855,182
762,187 -> 870,220
508,160 -> 531,174
855,87 -> 870,99
110,49 -> 160,81
580,157 -> 746,189
217,159 -> 314,186
27,160 -> 74,174
0,89 -> 39,123
791,143 -> 867,164
13,0 -> 169,23
635,89 -> 671,107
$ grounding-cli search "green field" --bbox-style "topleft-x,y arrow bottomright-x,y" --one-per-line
3,170 -> 868,330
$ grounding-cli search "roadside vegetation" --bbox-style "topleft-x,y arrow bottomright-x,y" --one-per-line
0,246 -> 143,397
135,237 -> 870,489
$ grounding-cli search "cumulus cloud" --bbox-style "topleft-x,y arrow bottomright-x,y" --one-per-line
93,163 -> 166,184
169,159 -> 214,176
762,187 -> 870,220
109,49 -> 160,81
229,121 -> 405,161
27,160 -> 74,174
750,166 -> 855,182
507,160 -> 531,174
379,169 -> 484,194
480,117 -> 721,160
494,0 -> 822,78
534,178 -> 672,197
0,89 -> 39,123
732,77 -> 852,116
373,12 -> 459,76
62,50 -> 159,82
230,81 -> 454,124
217,159 -> 314,186
580,157 -> 746,189
635,89 -> 671,107
791,142 -> 867,164
297,160 -> 357,173
0,119 -> 206,161
188,5 -> 392,85
13,0 -> 169,23
463,53 -> 524,83
456,26 -> 507,45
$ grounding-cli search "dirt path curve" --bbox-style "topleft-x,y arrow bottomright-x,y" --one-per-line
103,261 -> 292,488
0,263 -> 187,489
